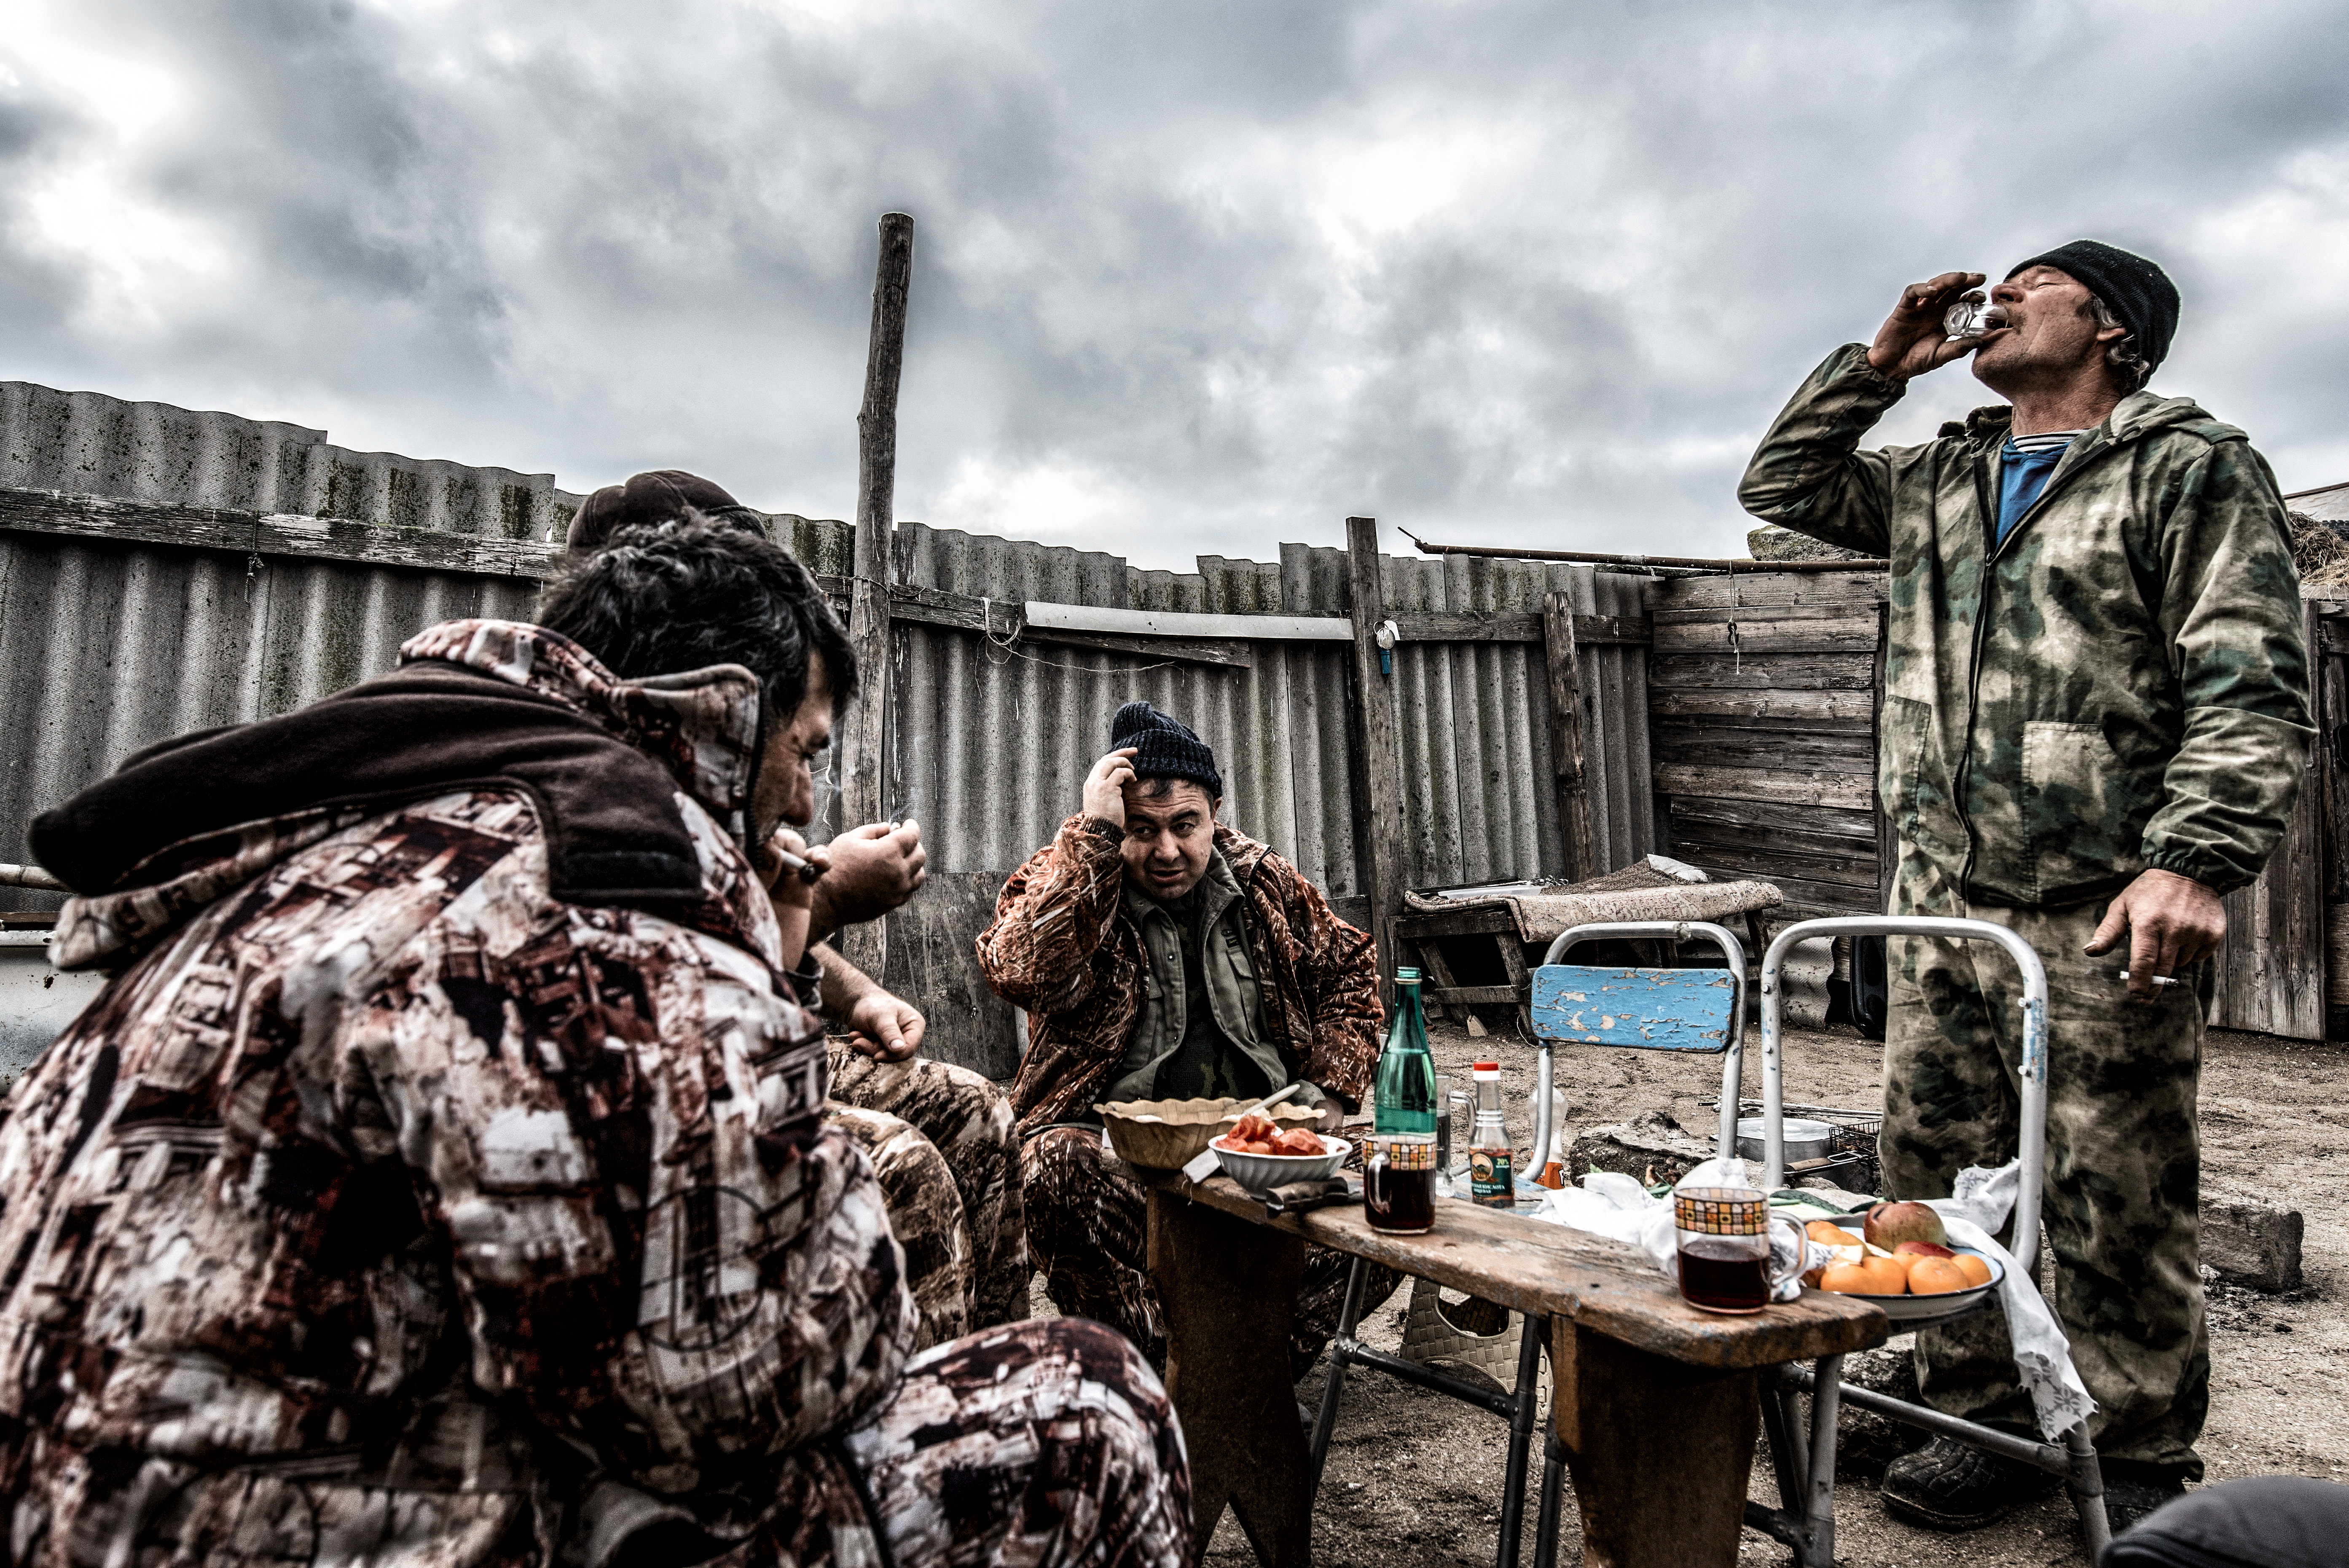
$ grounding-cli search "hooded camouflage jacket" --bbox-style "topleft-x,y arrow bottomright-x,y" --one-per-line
0,621 -> 913,1568
1740,344 -> 2311,907
977,817 -> 1382,1131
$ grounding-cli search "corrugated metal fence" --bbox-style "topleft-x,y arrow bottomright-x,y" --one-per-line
0,379 -> 1654,1074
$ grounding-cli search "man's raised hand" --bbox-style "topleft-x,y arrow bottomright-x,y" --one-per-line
1082,747 -> 1140,828
811,819 -> 926,937
1867,271 -> 1988,381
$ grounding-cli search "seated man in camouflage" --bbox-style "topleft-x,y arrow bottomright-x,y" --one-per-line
567,470 -> 1028,1347
978,701 -> 1400,1374
3,521 -> 1187,1568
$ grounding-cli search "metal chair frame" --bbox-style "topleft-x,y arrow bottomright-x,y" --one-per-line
1306,920 -> 1748,1568
1738,916 -> 2111,1566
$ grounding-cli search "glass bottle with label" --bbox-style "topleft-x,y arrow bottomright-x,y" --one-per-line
1373,967 -> 1438,1135
1468,1060 -> 1514,1207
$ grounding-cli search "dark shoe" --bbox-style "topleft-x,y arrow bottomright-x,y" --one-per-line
2100,1461 -> 2191,1537
1882,1436 -> 2059,1531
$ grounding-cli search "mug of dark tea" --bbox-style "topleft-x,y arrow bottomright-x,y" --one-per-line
1364,1133 -> 1438,1235
1672,1186 -> 1791,1314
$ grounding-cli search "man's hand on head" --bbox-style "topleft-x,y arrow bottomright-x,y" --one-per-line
2084,868 -> 2225,1000
1082,747 -> 1139,830
810,819 -> 926,938
1867,271 -> 1990,381
842,988 -> 926,1062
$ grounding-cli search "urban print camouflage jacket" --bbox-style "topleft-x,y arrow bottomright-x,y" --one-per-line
1740,344 -> 2312,906
977,817 -> 1382,1130
0,620 -> 913,1568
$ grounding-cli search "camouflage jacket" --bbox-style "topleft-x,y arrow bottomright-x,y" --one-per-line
1739,344 -> 2312,906
977,817 -> 1382,1131
0,621 -> 913,1568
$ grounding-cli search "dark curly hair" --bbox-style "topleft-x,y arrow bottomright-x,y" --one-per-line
537,517 -> 857,723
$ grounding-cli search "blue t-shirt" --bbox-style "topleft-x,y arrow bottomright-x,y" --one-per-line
1996,430 -> 2084,543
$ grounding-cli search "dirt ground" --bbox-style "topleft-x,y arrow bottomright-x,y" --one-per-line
1036,1016 -> 2349,1566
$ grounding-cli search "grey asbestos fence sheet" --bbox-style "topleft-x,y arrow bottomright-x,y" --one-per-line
0,376 -> 1663,1074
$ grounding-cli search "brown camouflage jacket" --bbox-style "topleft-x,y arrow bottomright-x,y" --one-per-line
1740,344 -> 2311,905
0,621 -> 913,1568
977,817 -> 1382,1130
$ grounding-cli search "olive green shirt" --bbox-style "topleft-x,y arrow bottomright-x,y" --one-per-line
1106,848 -> 1324,1107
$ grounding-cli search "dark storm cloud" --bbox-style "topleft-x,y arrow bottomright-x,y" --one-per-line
3,0 -> 2345,569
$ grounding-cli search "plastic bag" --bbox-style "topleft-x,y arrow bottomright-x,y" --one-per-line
1533,1157 -> 1831,1305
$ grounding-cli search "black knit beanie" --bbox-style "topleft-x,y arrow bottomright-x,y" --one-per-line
2005,239 -> 2180,376
1110,701 -> 1222,797
566,470 -> 772,553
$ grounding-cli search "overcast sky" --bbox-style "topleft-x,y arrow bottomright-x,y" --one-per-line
4,0 -> 2344,570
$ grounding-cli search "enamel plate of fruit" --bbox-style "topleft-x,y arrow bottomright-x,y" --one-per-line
1801,1201 -> 2003,1323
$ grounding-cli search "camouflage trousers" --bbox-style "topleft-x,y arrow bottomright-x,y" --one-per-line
1024,1126 -> 1403,1378
1883,868 -> 2209,1475
827,1044 -> 1032,1351
773,1317 -> 1193,1568
2,1319 -> 1189,1568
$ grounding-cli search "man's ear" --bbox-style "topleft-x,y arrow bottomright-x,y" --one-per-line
1210,796 -> 1223,819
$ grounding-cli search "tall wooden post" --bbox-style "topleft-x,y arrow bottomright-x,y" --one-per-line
1541,591 -> 1599,882
841,212 -> 913,977
1344,517 -> 1407,1006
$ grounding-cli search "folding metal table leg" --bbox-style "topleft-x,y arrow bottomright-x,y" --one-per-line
1796,1353 -> 1843,1568
1308,1255 -> 1371,1490
1758,1369 -> 1806,1524
1530,1425 -> 1569,1568
1493,1313 -> 1546,1568
2063,1421 -> 2111,1558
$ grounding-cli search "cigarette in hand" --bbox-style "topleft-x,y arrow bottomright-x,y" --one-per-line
773,847 -> 824,884
2116,971 -> 2180,987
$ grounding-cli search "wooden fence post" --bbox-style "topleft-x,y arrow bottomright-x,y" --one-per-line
1345,517 -> 1407,1005
841,212 -> 913,978
1541,591 -> 1599,882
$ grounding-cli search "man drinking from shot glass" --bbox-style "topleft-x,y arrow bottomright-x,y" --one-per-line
1739,242 -> 2310,1533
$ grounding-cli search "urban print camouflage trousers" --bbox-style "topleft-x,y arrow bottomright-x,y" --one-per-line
1024,1126 -> 1402,1377
5,1320 -> 1188,1568
819,1317 -> 1192,1568
828,1044 -> 1032,1350
1883,870 -> 2209,1474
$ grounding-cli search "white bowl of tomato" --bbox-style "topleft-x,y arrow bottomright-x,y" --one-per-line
1210,1112 -> 1350,1194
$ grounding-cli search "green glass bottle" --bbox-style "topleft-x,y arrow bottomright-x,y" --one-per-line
1373,967 -> 1439,1135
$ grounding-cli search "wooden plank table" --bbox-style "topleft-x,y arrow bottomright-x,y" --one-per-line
1146,1172 -> 1886,1568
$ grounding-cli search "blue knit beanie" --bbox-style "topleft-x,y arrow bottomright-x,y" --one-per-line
1110,701 -> 1221,797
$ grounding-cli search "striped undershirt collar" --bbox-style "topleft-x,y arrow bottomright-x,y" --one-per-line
2004,428 -> 2086,456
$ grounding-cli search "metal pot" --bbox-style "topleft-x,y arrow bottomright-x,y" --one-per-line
1734,1117 -> 1834,1166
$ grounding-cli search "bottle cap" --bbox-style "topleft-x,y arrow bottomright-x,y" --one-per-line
1472,1061 -> 1499,1075
1396,967 -> 1421,983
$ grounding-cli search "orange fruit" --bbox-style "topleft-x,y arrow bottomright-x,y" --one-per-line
1908,1258 -> 1970,1295
1952,1253 -> 1993,1289
1806,1221 -> 1860,1247
1818,1263 -> 1874,1294
1859,1255 -> 1910,1294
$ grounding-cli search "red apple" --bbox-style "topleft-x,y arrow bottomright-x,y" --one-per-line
1893,1240 -> 1957,1259
1863,1200 -> 1948,1251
